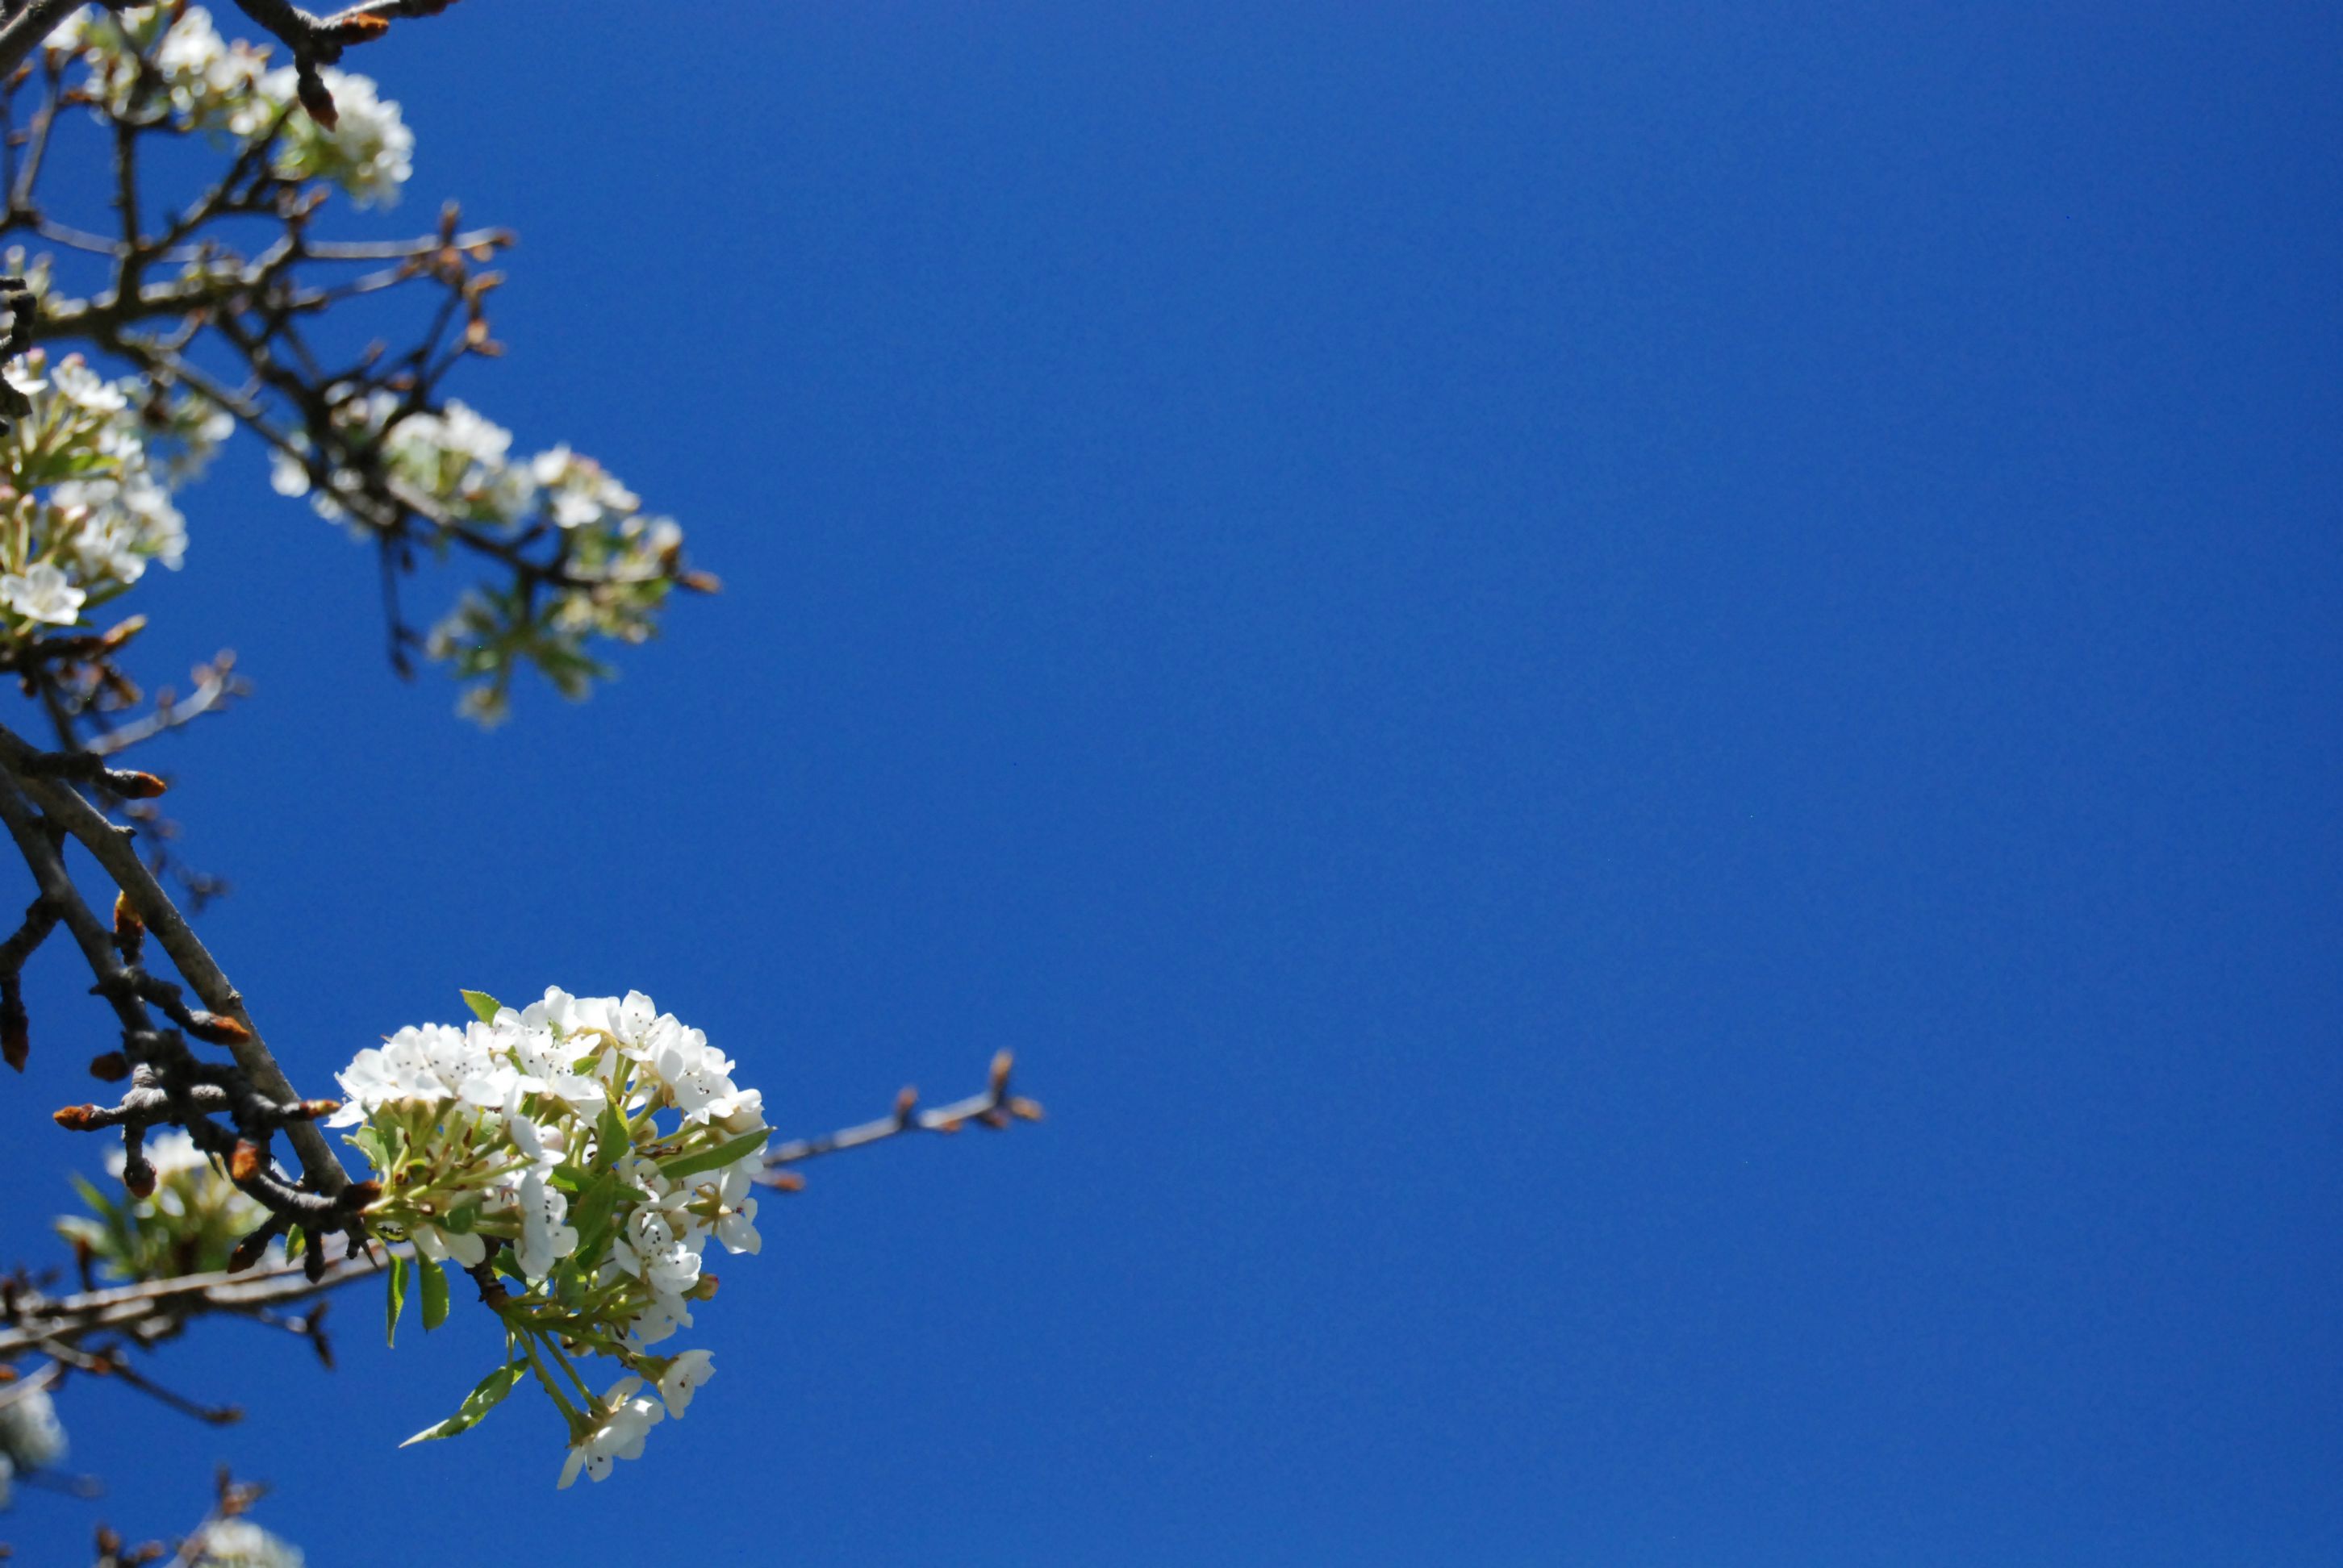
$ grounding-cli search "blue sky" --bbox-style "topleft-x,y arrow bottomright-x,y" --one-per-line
4,2 -> 2341,1562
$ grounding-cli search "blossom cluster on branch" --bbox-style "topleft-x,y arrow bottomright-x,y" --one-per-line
0,2 -> 712,736
332,988 -> 766,1485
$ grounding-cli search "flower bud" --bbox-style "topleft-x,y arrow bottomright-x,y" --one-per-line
295,68 -> 339,127
226,1225 -> 278,1274
106,769 -> 169,799
112,892 -> 144,961
52,1103 -> 105,1130
189,1011 -> 253,1045
229,1138 -> 264,1183
122,1158 -> 156,1199
87,1050 -> 129,1081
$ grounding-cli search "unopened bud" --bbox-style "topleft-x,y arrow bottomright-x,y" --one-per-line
292,1098 -> 340,1121
106,769 -> 168,799
88,1050 -> 129,1081
1009,1095 -> 1046,1122
122,1158 -> 156,1199
226,1226 -> 276,1273
989,1049 -> 1014,1094
677,569 -> 723,594
690,1273 -> 720,1301
328,13 -> 390,41
112,891 -> 143,949
338,1179 -> 382,1211
228,1138 -> 263,1182
763,1170 -> 806,1193
52,1103 -> 104,1130
189,1011 -> 252,1045
295,68 -> 338,127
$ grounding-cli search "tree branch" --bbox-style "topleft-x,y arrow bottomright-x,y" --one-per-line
3,1058 -> 1044,1355
0,1 -> 79,86
759,1050 -> 1044,1183
0,719 -> 349,1194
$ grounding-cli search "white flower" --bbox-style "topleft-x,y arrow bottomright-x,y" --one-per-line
712,1192 -> 761,1256
190,1516 -> 304,1568
657,1349 -> 714,1418
260,66 -> 412,207
0,1382 -> 68,1471
410,1222 -> 487,1269
621,1291 -> 692,1348
0,563 -> 84,625
556,1378 -> 664,1488
269,447 -> 312,497
512,1170 -> 578,1280
50,356 -> 126,414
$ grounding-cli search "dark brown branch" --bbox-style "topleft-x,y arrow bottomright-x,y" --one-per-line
0,719 -> 349,1194
0,1253 -> 378,1360
0,1 -> 80,86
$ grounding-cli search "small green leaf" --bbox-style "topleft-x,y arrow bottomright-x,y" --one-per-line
658,1129 -> 772,1183
399,1362 -> 524,1447
420,1257 -> 450,1331
68,1173 -> 118,1223
345,1125 -> 389,1172
567,1168 -> 624,1267
444,1203 -> 481,1235
595,1099 -> 630,1170
385,1250 -> 409,1346
460,990 -> 504,1025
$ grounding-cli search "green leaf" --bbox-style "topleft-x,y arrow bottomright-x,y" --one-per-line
399,1362 -> 524,1447
385,1250 -> 409,1346
68,1173 -> 118,1224
460,990 -> 503,1024
566,1168 -> 624,1268
658,1129 -> 772,1183
595,1099 -> 630,1170
420,1257 -> 450,1332
344,1125 -> 388,1173
444,1203 -> 481,1235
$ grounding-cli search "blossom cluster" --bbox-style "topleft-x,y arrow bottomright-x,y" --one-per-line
56,1128 -> 271,1282
0,345 -> 223,633
187,1517 -> 306,1568
332,989 -> 766,1485
270,393 -> 688,725
45,5 -> 413,207
0,1379 -> 68,1509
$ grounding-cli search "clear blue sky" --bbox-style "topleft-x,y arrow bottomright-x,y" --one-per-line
4,3 -> 2340,1562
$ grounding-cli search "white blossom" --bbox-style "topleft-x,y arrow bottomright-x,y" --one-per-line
0,1383 -> 68,1471
556,1378 -> 665,1488
0,563 -> 85,625
657,1349 -> 715,1419
190,1517 -> 305,1568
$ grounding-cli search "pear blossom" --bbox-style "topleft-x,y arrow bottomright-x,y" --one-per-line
0,1382 -> 68,1471
187,1516 -> 305,1568
342,987 -> 769,1474
657,1349 -> 715,1418
556,1378 -> 665,1488
0,563 -> 85,625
